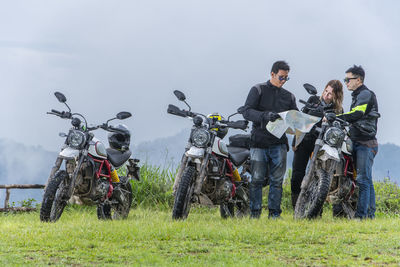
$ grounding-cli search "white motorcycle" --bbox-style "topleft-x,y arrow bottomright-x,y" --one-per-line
294,84 -> 359,219
40,92 -> 140,222
168,90 -> 249,220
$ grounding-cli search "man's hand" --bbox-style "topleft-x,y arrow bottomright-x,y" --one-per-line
263,112 -> 281,122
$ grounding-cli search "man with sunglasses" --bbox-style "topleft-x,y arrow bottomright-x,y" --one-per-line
337,65 -> 379,219
242,60 -> 298,219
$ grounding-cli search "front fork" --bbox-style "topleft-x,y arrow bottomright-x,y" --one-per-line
193,153 -> 210,195
173,154 -> 188,195
66,153 -> 85,198
45,156 -> 63,188
172,152 -> 209,197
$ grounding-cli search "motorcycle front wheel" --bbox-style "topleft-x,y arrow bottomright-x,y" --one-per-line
172,166 -> 195,220
97,177 -> 133,220
40,170 -> 69,222
294,163 -> 333,219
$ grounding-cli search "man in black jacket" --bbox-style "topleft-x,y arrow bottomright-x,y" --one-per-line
242,61 -> 298,218
337,65 -> 379,219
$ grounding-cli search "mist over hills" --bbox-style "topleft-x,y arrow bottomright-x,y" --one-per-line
0,139 -> 57,205
0,133 -> 397,205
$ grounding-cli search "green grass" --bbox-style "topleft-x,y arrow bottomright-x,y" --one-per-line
1,206 -> 399,266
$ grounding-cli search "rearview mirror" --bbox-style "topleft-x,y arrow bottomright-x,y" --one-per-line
303,83 -> 317,95
173,90 -> 186,101
116,111 -> 132,120
54,92 -> 67,103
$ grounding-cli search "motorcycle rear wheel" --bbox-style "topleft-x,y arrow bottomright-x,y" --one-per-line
220,184 -> 250,218
295,166 -> 333,219
172,166 -> 195,220
97,177 -> 133,220
220,202 -> 235,218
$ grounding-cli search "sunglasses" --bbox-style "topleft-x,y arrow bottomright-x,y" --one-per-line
278,76 -> 290,81
343,77 -> 358,83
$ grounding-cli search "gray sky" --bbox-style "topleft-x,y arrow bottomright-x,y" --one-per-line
0,0 -> 399,151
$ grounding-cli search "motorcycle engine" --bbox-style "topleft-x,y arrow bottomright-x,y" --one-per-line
74,162 -> 93,195
207,155 -> 222,176
216,179 -> 233,202
202,177 -> 233,204
337,176 -> 354,200
92,179 -> 110,201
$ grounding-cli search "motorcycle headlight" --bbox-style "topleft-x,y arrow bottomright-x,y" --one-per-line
67,130 -> 86,149
323,127 -> 345,147
191,128 -> 210,148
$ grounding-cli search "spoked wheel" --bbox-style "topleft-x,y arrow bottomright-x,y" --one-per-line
220,184 -> 250,219
220,202 -> 235,218
97,177 -> 133,220
295,167 -> 333,219
40,171 -> 68,222
172,166 -> 196,220
40,170 -> 71,222
333,200 -> 357,219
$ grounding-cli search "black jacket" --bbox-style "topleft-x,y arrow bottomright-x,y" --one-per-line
242,81 -> 298,148
337,84 -> 379,141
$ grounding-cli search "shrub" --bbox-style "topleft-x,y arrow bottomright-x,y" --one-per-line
131,164 -> 176,209
128,165 -> 400,216
375,177 -> 400,215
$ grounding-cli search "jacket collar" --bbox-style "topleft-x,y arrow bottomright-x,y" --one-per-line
351,84 -> 366,97
267,80 -> 281,90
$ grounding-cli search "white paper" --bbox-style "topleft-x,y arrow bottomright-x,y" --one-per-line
266,110 -> 321,147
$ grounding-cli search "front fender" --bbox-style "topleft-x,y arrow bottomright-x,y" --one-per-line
318,144 -> 340,162
59,147 -> 80,160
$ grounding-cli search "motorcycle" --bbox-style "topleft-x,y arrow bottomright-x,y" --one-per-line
294,84 -> 358,219
167,90 -> 250,220
40,92 -> 140,222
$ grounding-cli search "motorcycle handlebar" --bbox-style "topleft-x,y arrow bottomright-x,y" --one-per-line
51,109 -> 62,115
48,110 -> 72,119
300,99 -> 350,126
299,99 -> 308,106
226,120 -> 248,130
167,104 -> 195,118
334,117 -> 349,126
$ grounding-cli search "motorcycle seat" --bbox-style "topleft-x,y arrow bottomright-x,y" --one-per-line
106,148 -> 132,168
227,146 -> 250,167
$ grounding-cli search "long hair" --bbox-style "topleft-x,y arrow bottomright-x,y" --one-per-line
321,80 -> 343,114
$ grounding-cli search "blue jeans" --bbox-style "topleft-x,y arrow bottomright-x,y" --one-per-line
249,144 -> 287,217
353,142 -> 378,219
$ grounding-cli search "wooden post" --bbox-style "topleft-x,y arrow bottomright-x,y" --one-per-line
4,188 -> 10,209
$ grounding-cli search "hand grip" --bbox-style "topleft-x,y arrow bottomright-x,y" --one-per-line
167,104 -> 187,117
227,120 -> 248,130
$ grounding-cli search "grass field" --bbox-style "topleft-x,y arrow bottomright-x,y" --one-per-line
1,206 -> 399,266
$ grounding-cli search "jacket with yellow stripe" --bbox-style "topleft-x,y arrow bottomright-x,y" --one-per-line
337,84 -> 379,141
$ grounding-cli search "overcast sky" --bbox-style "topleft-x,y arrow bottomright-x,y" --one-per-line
0,0 -> 399,151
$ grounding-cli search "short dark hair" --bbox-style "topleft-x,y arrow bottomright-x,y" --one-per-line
271,60 -> 290,74
346,65 -> 365,82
